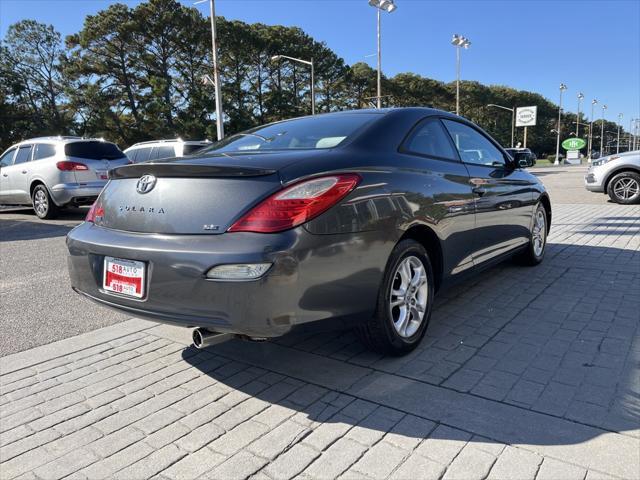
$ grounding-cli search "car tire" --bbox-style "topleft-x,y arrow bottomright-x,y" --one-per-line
357,239 -> 434,356
606,171 -> 640,205
32,184 -> 59,219
515,203 -> 547,266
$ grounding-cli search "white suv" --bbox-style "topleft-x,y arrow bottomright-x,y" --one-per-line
0,136 -> 129,219
124,139 -> 211,163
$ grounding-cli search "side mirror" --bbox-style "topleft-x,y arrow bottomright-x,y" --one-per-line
514,152 -> 533,168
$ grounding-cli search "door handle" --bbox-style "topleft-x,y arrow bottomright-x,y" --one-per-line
2,173 -> 7,177
21,170 -> 28,174
472,187 -> 486,196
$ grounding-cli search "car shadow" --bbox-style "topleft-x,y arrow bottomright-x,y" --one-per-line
182,243 -> 639,461
0,208 -> 86,242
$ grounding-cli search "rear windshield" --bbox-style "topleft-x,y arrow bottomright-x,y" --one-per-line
203,113 -> 380,153
65,141 -> 124,160
183,144 -> 208,155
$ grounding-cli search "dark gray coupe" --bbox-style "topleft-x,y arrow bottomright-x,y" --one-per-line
67,108 -> 551,355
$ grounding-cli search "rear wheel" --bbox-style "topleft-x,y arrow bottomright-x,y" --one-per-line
607,172 -> 640,204
32,184 -> 59,219
357,239 -> 434,355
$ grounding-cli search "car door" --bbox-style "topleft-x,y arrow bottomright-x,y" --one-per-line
398,117 -> 477,277
4,145 -> 34,204
0,147 -> 18,203
441,119 -> 536,265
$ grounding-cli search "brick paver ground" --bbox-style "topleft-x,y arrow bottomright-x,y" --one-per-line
1,201 -> 639,479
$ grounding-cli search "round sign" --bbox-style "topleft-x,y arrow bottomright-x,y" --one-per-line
561,138 -> 586,150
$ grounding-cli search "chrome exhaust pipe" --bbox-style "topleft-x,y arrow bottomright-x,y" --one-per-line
192,328 -> 226,349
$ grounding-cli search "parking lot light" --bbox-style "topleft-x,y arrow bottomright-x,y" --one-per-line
487,104 -> 515,148
576,93 -> 584,137
451,34 -> 471,116
554,83 -> 567,165
271,55 -> 315,115
588,99 -> 598,161
617,113 -> 623,154
368,0 -> 398,109
600,104 -> 608,156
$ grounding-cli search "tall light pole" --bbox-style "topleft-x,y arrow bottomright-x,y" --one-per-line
271,55 -> 315,115
554,83 -> 567,165
600,104 -> 607,156
588,99 -> 598,161
368,0 -> 397,109
487,104 -> 515,148
196,0 -> 225,140
451,34 -> 471,115
576,92 -> 584,136
616,113 -> 623,153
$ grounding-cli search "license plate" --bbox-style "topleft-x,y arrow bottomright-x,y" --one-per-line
103,257 -> 145,298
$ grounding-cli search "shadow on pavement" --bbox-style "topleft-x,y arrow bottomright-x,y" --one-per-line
183,242 -> 639,456
0,208 -> 86,242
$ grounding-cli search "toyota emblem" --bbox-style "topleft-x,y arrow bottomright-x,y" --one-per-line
136,175 -> 157,194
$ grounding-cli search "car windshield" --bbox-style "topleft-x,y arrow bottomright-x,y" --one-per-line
201,114 -> 380,154
65,141 -> 124,160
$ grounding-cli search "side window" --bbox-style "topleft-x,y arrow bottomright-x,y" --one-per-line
0,148 -> 17,167
126,149 -> 139,163
14,145 -> 34,165
403,119 -> 459,160
442,120 -> 506,167
33,144 -> 57,160
155,146 -> 175,159
135,147 -> 151,163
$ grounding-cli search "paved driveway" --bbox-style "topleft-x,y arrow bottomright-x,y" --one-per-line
1,167 -> 639,479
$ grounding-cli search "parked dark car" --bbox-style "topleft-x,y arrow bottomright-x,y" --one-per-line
505,148 -> 537,167
67,108 -> 551,355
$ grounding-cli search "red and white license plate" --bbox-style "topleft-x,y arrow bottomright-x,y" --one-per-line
103,257 -> 145,298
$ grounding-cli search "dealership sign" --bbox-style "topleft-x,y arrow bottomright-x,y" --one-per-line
515,106 -> 537,127
562,138 -> 587,150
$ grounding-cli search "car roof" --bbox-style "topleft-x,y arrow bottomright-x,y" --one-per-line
13,137 -> 116,146
127,139 -> 212,149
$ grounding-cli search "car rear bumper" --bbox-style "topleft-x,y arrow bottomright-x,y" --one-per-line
51,182 -> 106,206
66,222 -> 388,337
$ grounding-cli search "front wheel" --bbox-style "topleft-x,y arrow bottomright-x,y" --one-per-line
32,184 -> 59,219
607,172 -> 640,204
357,239 -> 434,355
515,203 -> 547,266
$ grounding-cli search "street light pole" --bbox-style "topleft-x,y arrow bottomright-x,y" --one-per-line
271,55 -> 315,115
368,0 -> 397,109
617,113 -> 623,154
576,92 -> 584,137
554,83 -> 567,165
588,99 -> 597,161
487,104 -> 515,148
600,104 -> 607,156
451,34 -> 471,116
207,0 -> 224,141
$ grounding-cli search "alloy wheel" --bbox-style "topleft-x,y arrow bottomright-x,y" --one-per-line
613,177 -> 639,201
34,189 -> 48,217
532,209 -> 546,257
389,255 -> 429,338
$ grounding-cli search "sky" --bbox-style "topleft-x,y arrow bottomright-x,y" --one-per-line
1,0 -> 639,132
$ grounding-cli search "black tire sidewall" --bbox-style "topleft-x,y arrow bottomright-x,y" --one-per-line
607,172 -> 640,205
375,240 -> 434,353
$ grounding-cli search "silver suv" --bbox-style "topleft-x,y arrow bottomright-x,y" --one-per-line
124,139 -> 211,163
0,136 -> 129,218
584,150 -> 640,204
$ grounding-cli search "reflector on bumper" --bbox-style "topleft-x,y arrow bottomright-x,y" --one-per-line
206,263 -> 272,280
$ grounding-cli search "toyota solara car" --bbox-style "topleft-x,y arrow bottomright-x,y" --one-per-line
67,108 -> 551,355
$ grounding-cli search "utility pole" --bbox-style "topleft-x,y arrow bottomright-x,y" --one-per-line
554,83 -> 567,165
208,0 -> 224,140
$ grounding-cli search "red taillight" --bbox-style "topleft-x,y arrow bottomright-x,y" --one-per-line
56,161 -> 89,171
85,201 -> 104,223
228,174 -> 361,233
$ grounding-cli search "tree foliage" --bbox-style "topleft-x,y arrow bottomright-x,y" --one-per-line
0,2 -> 627,155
